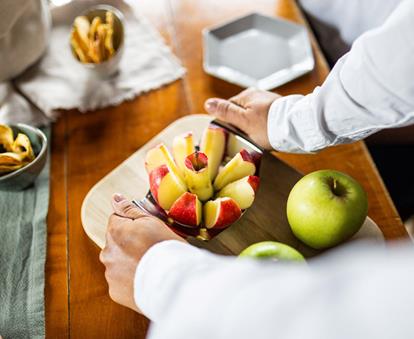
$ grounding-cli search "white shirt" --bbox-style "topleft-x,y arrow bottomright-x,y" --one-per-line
268,0 -> 414,153
135,240 -> 414,339
300,0 -> 401,45
133,1 -> 414,338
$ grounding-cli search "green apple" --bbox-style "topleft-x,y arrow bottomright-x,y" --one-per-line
239,241 -> 305,262
287,169 -> 368,249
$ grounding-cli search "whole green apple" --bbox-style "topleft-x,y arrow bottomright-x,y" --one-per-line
287,169 -> 368,249
239,241 -> 305,262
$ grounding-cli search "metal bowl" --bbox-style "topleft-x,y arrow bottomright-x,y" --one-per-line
70,4 -> 125,78
0,124 -> 48,191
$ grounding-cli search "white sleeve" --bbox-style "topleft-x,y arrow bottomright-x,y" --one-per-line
267,0 -> 414,153
134,240 -> 414,339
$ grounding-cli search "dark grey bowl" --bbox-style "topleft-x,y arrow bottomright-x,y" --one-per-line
0,124 -> 48,191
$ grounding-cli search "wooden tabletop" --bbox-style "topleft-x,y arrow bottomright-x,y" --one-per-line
45,0 -> 408,337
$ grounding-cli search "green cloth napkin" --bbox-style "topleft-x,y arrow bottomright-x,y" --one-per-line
0,127 -> 50,339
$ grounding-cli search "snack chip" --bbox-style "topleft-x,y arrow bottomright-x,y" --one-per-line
0,124 -> 35,175
89,16 -> 102,40
74,16 -> 90,46
0,125 -> 14,150
70,29 -> 90,63
70,11 -> 117,64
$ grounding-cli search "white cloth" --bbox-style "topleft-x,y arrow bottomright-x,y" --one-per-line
268,0 -> 414,153
0,83 -> 48,126
300,0 -> 401,45
134,240 -> 414,339
14,0 -> 185,119
298,0 -> 401,64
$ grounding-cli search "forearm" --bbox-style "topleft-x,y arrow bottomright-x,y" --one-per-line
268,0 -> 414,153
134,240 -> 414,339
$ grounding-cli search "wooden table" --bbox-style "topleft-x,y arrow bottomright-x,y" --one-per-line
45,0 -> 408,337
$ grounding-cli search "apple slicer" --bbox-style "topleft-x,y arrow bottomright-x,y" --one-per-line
132,119 -> 264,241
81,114 -> 384,257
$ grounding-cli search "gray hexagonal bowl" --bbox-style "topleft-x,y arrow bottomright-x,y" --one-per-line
203,12 -> 315,90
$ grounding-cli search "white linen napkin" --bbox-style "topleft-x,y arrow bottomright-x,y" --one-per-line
0,82 -> 49,125
14,0 -> 186,119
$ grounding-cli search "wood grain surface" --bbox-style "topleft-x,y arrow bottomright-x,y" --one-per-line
45,0 -> 408,338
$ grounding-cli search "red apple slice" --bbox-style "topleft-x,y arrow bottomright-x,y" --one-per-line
217,175 -> 260,209
168,192 -> 202,227
213,149 -> 256,190
172,132 -> 195,174
183,152 -> 214,201
200,125 -> 226,180
149,164 -> 187,210
204,197 -> 241,229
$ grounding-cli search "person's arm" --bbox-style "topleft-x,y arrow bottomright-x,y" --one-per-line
204,0 -> 414,153
101,197 -> 414,339
136,239 -> 414,339
267,0 -> 414,153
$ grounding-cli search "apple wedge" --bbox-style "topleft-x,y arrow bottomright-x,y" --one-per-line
204,197 -> 241,229
145,144 -> 167,174
145,143 -> 185,182
168,192 -> 202,227
213,149 -> 256,190
217,175 -> 260,209
149,164 -> 187,210
172,132 -> 195,174
200,125 -> 226,180
158,143 -> 186,183
145,143 -> 177,173
183,152 -> 214,201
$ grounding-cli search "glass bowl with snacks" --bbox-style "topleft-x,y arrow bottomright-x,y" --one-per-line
0,124 -> 47,191
70,5 -> 124,77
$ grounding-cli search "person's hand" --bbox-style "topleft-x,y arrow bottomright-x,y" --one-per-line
204,88 -> 281,150
99,193 -> 186,312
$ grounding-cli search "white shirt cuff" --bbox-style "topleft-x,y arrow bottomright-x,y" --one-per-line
267,93 -> 330,153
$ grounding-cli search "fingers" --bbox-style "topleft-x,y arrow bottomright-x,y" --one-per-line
111,193 -> 146,220
204,98 -> 248,130
229,87 -> 257,108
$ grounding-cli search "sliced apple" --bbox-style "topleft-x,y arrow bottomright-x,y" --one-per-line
217,175 -> 260,209
200,125 -> 226,180
204,197 -> 241,229
145,143 -> 169,174
158,143 -> 186,182
172,132 -> 195,174
145,143 -> 185,182
168,192 -> 202,227
183,152 -> 214,201
213,149 -> 256,190
149,164 -> 187,210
